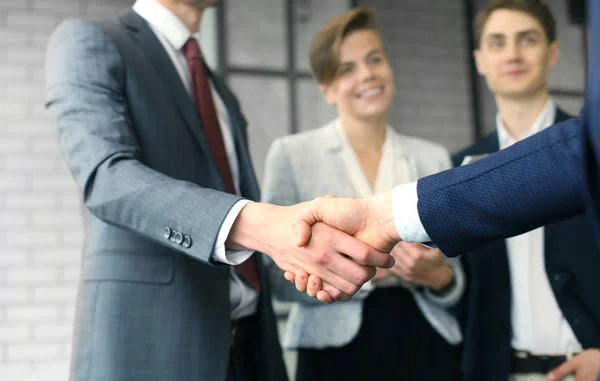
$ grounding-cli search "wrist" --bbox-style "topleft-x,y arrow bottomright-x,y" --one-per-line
426,265 -> 454,292
226,202 -> 270,253
370,190 -> 401,246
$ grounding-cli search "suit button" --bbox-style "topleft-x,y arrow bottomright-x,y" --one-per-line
573,317 -> 580,325
170,231 -> 178,243
174,231 -> 183,245
553,274 -> 561,282
164,227 -> 172,240
182,235 -> 192,248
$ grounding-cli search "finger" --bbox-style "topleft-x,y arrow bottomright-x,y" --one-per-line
310,253 -> 376,295
294,269 -> 310,292
389,258 -> 413,281
306,274 -> 323,298
293,219 -> 313,247
302,232 -> 376,295
284,271 -> 295,283
392,250 -> 413,271
396,243 -> 421,261
547,358 -> 578,381
316,290 -> 334,304
400,252 -> 416,269
332,228 -> 395,268
320,282 -> 352,302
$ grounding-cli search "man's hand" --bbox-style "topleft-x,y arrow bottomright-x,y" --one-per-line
293,192 -> 400,253
228,202 -> 394,301
387,242 -> 453,291
547,349 -> 600,381
285,242 -> 453,302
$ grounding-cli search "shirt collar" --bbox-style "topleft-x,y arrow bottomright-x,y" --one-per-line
496,97 -> 556,149
133,0 -> 200,50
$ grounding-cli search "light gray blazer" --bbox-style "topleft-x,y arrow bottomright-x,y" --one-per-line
263,120 -> 464,349
45,11 -> 287,381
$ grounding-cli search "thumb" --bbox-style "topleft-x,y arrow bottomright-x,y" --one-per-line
547,357 -> 578,381
293,196 -> 332,247
293,219 -> 312,247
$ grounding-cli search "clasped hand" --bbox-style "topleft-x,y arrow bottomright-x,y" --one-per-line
281,192 -> 420,303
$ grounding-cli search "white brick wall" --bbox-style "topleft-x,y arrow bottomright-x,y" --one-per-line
0,2 -> 132,381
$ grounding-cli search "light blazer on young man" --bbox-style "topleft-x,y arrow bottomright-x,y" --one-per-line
45,1 -> 290,380
452,105 -> 600,381
263,120 -> 465,349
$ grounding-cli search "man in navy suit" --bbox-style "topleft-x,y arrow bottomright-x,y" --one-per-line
286,1 -> 600,379
452,1 -> 600,380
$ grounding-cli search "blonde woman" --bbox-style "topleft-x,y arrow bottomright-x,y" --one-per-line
263,7 -> 463,381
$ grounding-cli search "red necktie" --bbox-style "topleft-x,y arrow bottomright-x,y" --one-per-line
184,38 -> 261,292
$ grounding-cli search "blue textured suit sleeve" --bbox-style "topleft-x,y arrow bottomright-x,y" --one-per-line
417,118 -> 586,256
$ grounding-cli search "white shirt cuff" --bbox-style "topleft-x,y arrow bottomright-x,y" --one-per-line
392,182 -> 431,243
212,199 -> 255,265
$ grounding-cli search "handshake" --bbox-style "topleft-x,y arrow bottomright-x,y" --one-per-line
231,189 -> 454,304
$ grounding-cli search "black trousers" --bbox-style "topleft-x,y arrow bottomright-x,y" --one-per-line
296,286 -> 462,381
227,315 -> 258,381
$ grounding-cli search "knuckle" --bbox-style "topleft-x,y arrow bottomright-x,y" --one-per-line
350,246 -> 369,264
313,250 -> 329,265
330,289 -> 342,301
344,283 -> 359,295
354,269 -> 371,286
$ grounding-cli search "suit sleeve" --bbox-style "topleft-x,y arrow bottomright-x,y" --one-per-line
417,118 -> 586,256
419,148 -> 466,308
45,20 -> 242,264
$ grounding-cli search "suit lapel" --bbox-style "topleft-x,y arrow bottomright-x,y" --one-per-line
118,11 -> 214,161
389,129 -> 419,183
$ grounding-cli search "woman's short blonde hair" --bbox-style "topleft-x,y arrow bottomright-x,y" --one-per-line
309,6 -> 382,85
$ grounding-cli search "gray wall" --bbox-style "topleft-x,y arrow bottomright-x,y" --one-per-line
361,0 -> 475,153
474,0 -> 585,136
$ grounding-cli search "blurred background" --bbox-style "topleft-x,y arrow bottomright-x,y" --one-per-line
0,0 -> 587,380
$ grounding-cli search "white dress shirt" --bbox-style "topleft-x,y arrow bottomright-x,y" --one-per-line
496,99 -> 582,355
133,0 -> 258,319
393,99 -> 582,355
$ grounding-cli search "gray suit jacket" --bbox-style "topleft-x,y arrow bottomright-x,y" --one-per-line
262,120 -> 464,349
45,11 -> 287,381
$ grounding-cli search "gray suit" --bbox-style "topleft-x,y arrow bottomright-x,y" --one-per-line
263,121 -> 464,349
45,11 -> 287,381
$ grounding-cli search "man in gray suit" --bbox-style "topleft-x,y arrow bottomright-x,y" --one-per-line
45,0 -> 393,380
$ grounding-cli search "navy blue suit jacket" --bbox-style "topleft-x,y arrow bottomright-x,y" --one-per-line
451,109 -> 600,381
413,3 -> 600,379
415,1 -> 600,256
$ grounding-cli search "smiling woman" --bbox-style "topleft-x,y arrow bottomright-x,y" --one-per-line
261,6 -> 464,381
